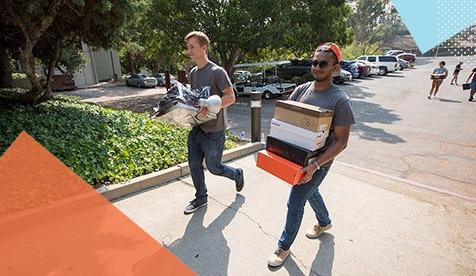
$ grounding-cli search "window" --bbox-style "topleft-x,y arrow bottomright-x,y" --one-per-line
358,56 -> 366,60
368,57 -> 376,62
379,56 -> 397,62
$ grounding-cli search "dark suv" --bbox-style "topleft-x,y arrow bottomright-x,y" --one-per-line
277,60 -> 312,80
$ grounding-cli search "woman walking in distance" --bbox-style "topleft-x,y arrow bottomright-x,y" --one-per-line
428,61 -> 448,99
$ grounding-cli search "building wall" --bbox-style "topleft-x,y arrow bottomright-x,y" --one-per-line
73,42 -> 122,87
92,48 -> 122,82
73,43 -> 97,87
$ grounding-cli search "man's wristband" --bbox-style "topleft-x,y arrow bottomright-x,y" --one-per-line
310,160 -> 320,170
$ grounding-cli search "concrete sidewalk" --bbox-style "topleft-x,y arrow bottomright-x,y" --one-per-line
113,154 -> 476,275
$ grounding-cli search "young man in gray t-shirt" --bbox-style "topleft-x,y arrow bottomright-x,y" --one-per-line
268,43 -> 355,267
183,31 -> 244,214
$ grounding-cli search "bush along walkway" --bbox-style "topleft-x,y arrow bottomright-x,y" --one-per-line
0,95 -> 239,188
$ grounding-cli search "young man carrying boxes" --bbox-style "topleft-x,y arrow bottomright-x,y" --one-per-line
264,43 -> 355,267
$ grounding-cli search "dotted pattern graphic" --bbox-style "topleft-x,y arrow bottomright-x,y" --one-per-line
436,0 -> 476,68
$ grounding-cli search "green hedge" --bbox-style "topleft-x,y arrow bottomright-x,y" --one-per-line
0,95 -> 238,187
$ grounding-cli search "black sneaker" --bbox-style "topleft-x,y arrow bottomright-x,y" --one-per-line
235,168 -> 244,192
184,197 -> 207,214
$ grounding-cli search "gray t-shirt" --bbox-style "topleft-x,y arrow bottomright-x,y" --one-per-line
189,61 -> 232,133
288,82 -> 355,163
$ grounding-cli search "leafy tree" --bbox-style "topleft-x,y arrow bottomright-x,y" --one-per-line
0,0 -> 132,105
149,0 -> 288,75
281,0 -> 353,58
348,0 -> 404,55
148,0 -> 352,75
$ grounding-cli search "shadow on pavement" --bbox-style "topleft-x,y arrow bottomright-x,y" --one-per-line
266,232 -> 335,275
268,256 -> 305,275
310,233 -> 335,276
438,98 -> 463,103
61,83 -> 165,101
340,84 -> 405,144
101,94 -> 161,113
167,194 -> 245,275
383,74 -> 405,78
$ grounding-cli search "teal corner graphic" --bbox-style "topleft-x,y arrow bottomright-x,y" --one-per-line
392,0 -> 476,53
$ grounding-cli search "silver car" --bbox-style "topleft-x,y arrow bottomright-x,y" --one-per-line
126,74 -> 158,88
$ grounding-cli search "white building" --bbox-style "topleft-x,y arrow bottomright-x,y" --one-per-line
73,42 -> 122,87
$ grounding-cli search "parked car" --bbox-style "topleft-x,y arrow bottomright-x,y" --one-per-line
333,69 -> 352,84
356,55 -> 398,75
152,73 -> 166,86
126,74 -> 158,88
52,74 -> 76,91
233,81 -> 296,99
398,58 -> 410,70
340,61 -> 360,78
233,70 -> 252,83
277,60 -> 312,80
352,61 -> 370,78
386,50 -> 405,56
152,73 -> 178,86
396,53 -> 416,63
354,60 -> 379,76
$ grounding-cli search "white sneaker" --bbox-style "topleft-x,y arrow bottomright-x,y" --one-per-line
305,224 -> 333,239
267,248 -> 291,267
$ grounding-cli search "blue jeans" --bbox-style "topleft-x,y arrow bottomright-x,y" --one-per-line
278,165 -> 332,250
188,127 -> 239,200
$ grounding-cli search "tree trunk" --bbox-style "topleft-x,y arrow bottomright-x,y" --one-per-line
218,49 -> 241,78
127,51 -> 135,74
18,48 -> 41,94
44,39 -> 63,99
0,46 -> 13,88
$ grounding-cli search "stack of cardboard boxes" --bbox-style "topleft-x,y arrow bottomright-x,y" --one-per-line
257,100 -> 334,184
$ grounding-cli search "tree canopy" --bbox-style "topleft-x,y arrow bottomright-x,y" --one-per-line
147,0 -> 353,75
0,0 -> 132,105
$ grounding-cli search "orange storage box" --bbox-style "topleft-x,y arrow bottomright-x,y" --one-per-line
256,150 -> 305,185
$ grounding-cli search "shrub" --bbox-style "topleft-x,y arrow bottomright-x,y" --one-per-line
0,95 -> 238,187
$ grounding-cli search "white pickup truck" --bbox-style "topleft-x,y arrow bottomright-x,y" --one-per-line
356,55 -> 399,75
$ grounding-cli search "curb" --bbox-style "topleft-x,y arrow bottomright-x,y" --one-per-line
100,142 -> 264,201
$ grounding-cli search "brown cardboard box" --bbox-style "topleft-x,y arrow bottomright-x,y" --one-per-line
274,100 -> 334,132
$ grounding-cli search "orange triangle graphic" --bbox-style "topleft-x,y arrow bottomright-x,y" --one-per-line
0,131 -> 195,275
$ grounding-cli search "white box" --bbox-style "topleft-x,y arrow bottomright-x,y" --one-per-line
270,119 -> 329,151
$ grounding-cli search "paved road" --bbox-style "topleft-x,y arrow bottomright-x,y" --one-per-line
60,82 -> 166,113
227,57 -> 476,199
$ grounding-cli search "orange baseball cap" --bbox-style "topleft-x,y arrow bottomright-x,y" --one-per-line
317,43 -> 342,63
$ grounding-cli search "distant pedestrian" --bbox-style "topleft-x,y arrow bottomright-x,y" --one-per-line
428,61 -> 448,99
450,61 -> 463,85
465,67 -> 476,102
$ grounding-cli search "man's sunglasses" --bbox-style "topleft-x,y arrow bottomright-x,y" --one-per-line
312,59 -> 335,69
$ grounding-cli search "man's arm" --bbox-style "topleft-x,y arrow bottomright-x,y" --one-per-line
300,125 -> 352,183
197,86 -> 235,117
221,86 -> 236,108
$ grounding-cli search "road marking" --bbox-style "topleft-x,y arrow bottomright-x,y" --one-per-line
335,161 -> 476,202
